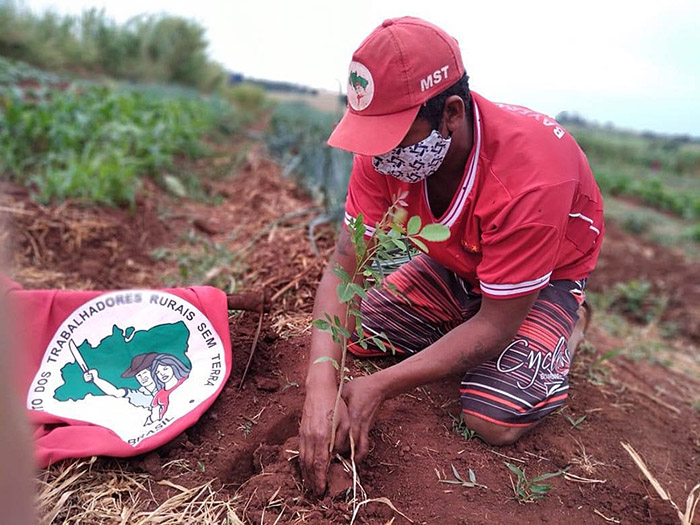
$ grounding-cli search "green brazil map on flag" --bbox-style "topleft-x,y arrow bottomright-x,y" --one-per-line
54,321 -> 191,403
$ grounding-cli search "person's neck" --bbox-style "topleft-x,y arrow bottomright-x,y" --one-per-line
425,119 -> 474,216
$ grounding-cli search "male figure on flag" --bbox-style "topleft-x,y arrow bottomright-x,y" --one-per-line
83,352 -> 159,408
299,16 -> 604,495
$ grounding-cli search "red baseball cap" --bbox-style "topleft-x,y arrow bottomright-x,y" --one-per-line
328,16 -> 465,156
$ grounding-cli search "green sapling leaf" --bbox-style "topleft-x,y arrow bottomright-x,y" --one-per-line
337,283 -> 355,303
313,356 -> 340,370
407,215 -> 421,236
332,266 -> 352,282
417,223 -> 450,242
350,283 -> 368,299
531,466 -> 569,482
411,238 -> 429,252
392,238 -> 407,251
373,338 -> 387,352
312,319 -> 330,331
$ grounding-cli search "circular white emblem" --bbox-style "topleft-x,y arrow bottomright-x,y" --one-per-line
347,61 -> 374,111
26,290 -> 226,447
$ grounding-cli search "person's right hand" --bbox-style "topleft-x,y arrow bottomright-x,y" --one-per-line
83,369 -> 96,382
299,385 -> 350,496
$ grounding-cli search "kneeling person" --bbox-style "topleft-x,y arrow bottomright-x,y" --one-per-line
300,16 -> 604,496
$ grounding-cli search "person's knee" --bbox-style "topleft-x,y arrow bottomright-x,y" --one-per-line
462,413 -> 532,446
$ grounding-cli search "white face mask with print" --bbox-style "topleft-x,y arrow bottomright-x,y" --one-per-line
372,130 -> 452,183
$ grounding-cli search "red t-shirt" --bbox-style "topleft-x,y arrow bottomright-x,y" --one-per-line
344,92 -> 604,299
152,376 -> 188,418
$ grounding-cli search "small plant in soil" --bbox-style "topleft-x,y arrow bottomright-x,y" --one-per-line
506,463 -> 569,503
312,193 -> 450,454
450,412 -> 476,441
610,280 -> 667,324
439,464 -> 487,489
152,230 -> 243,291
563,413 -> 587,430
584,346 -> 621,386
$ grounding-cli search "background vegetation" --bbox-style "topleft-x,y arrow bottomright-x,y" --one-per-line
0,56 -> 270,206
0,0 -> 224,90
558,114 -> 700,223
266,101 -> 352,217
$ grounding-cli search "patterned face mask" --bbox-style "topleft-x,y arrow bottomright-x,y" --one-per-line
372,130 -> 452,183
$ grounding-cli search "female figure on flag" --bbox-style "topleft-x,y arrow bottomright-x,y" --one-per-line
146,354 -> 191,424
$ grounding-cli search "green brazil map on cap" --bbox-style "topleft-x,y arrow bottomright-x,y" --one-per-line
54,321 -> 191,401
349,71 -> 368,88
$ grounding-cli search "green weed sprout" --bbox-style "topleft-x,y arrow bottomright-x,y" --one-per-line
312,193 -> 450,453
450,412 -> 476,441
563,413 -> 587,430
439,464 -> 487,489
506,462 -> 570,503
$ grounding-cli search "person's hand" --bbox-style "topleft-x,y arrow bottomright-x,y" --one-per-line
83,369 -> 97,382
341,374 -> 386,462
299,385 -> 350,496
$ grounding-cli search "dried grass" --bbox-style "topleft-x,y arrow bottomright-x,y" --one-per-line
137,479 -> 243,525
621,442 -> 699,525
571,439 -> 605,476
37,458 -> 243,524
271,312 -> 312,339
38,458 -> 149,524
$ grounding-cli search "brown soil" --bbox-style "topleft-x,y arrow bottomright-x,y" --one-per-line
2,141 -> 699,524
589,224 -> 700,341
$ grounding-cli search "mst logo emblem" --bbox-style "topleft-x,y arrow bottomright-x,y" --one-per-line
347,61 -> 374,111
27,290 -> 226,446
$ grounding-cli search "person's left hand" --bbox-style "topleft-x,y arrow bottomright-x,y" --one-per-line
341,374 -> 386,462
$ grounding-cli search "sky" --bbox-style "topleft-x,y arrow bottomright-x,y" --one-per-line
21,0 -> 700,136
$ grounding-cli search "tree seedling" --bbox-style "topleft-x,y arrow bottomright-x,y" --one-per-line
506,462 -> 569,503
312,193 -> 450,453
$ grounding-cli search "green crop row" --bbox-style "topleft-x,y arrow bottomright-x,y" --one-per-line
266,101 -> 352,215
594,168 -> 700,220
569,125 -> 700,177
0,75 -> 242,206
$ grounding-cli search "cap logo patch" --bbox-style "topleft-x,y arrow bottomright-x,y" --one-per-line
347,61 -> 374,111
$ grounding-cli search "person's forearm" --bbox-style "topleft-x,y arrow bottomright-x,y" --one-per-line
306,269 -> 349,390
93,376 -> 123,397
373,311 -> 513,399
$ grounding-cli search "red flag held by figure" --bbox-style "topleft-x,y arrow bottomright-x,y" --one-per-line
2,275 -> 231,467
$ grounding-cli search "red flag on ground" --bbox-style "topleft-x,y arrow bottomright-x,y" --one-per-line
2,275 -> 231,467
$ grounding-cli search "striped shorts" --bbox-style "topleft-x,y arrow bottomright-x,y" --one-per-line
349,255 -> 586,427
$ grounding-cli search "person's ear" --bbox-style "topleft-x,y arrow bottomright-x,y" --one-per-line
442,95 -> 465,135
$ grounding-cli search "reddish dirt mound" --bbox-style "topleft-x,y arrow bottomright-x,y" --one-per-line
3,147 -> 698,524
